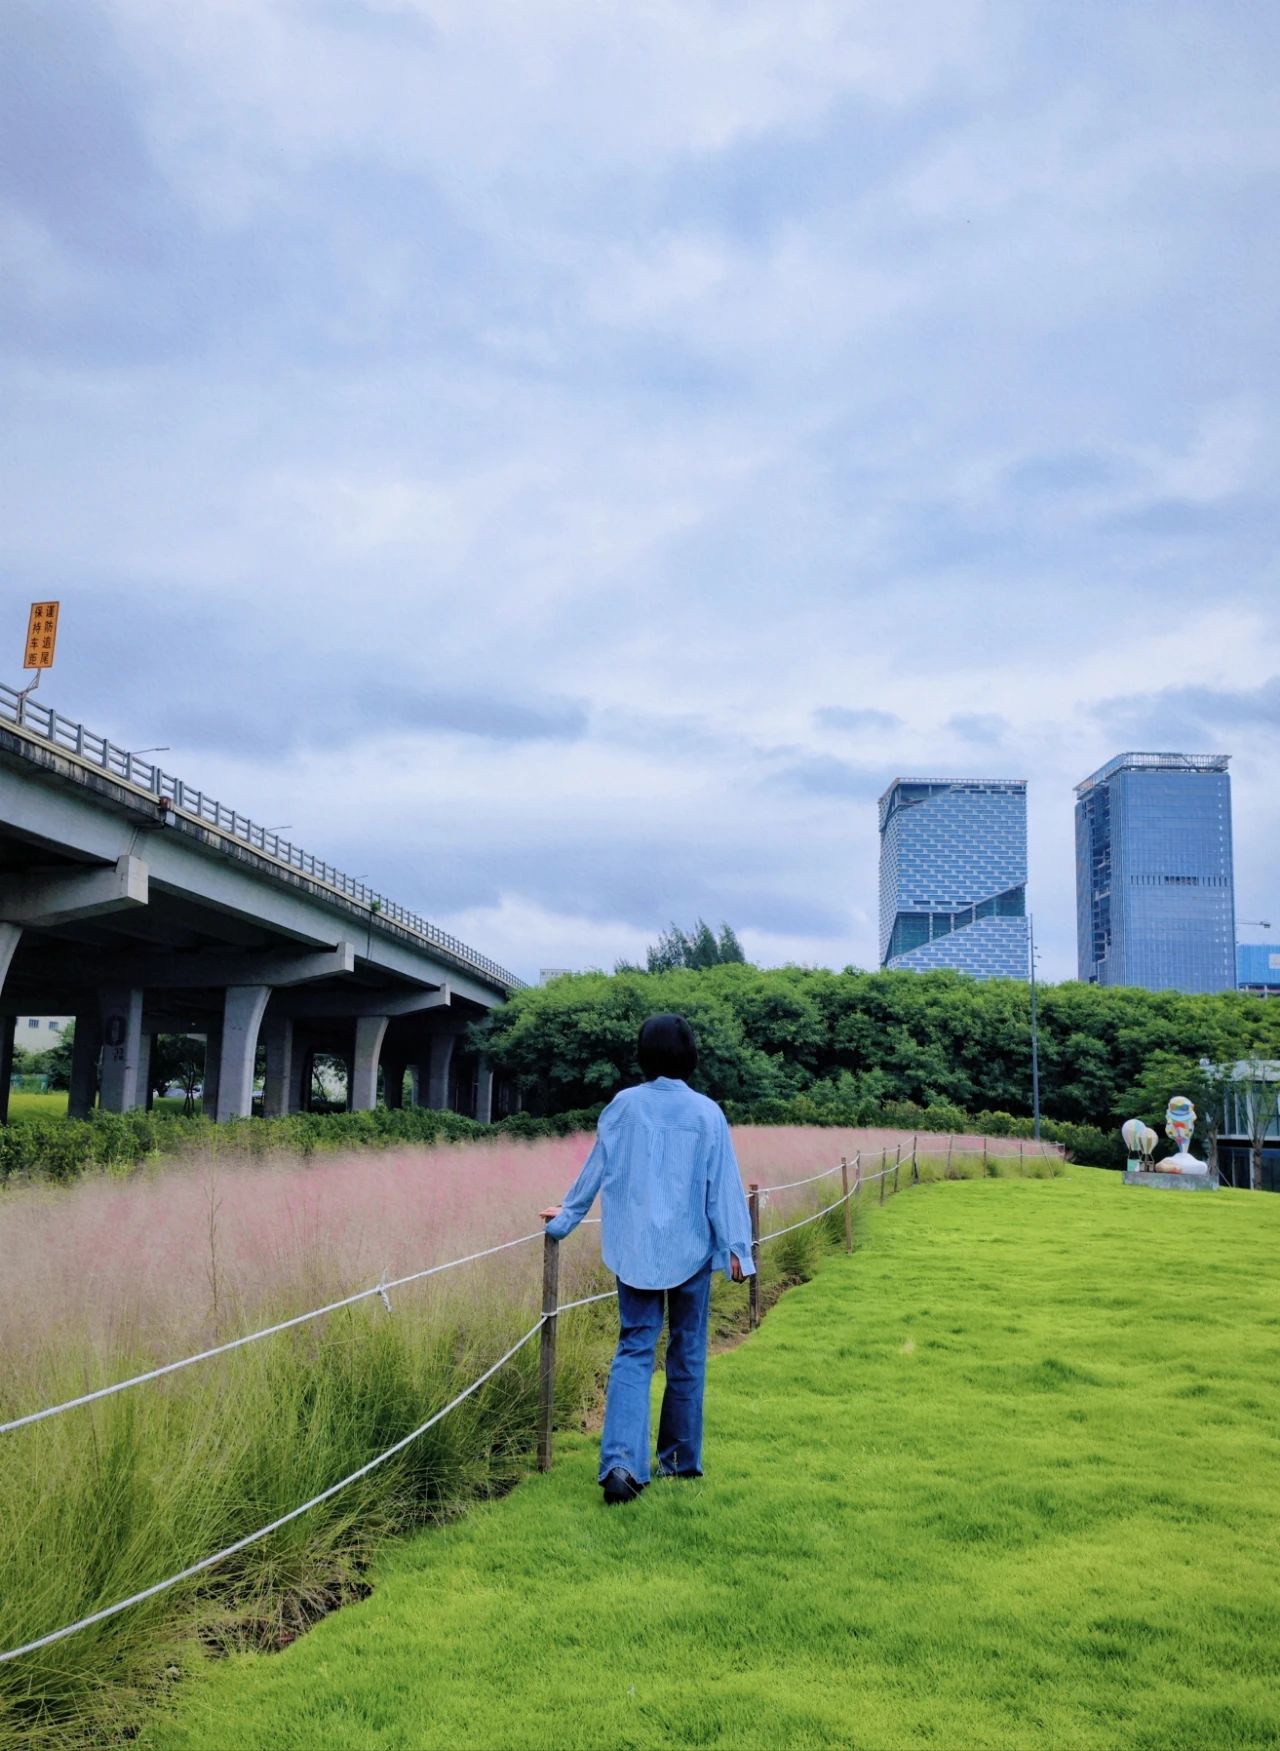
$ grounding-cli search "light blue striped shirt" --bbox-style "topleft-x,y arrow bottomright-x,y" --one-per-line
545,1077 -> 756,1290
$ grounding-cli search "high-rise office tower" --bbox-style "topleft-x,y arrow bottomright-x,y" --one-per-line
878,778 -> 1029,979
1074,752 -> 1235,992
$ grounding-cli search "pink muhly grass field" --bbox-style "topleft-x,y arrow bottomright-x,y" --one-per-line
0,1135 -> 593,1402
0,1124 -> 958,1410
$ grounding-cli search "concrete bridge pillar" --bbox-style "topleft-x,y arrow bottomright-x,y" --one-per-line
215,985 -> 271,1123
351,1015 -> 390,1113
99,987 -> 144,1112
475,1055 -> 494,1125
425,1026 -> 463,1111
0,923 -> 19,1122
68,1012 -> 102,1119
382,1051 -> 407,1110
0,1014 -> 14,1127
290,1042 -> 313,1115
262,1013 -> 294,1119
137,1031 -> 153,1111
202,1025 -> 221,1119
0,924 -> 21,998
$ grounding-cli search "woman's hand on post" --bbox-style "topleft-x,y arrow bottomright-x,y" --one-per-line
539,1206 -> 561,1223
729,1253 -> 745,1283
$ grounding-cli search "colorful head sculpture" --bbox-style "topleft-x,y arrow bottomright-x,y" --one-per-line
1165,1095 -> 1196,1153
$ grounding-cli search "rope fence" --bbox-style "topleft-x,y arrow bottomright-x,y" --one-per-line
0,1128 -> 1065,1665
0,1317 -> 548,1666
0,1230 -> 546,1437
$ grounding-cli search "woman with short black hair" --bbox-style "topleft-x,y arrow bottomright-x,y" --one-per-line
541,1013 -> 755,1505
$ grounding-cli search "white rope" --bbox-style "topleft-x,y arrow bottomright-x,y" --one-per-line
758,1160 -> 901,1243
760,1186 -> 856,1242
752,1135 -> 1064,1200
0,1318 -> 547,1665
554,1289 -> 618,1314
0,1231 -> 545,1437
756,1160 -> 846,1194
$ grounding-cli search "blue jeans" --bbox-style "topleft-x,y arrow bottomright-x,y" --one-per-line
599,1259 -> 713,1485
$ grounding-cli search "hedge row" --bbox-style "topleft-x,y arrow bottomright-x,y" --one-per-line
0,1094 -> 1119,1184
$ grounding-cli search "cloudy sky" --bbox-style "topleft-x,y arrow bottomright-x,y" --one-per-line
4,0 -> 1278,984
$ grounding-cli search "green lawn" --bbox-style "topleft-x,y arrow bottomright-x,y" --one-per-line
4,1093 -> 197,1119
140,1169 -> 1280,1751
5,1090 -> 69,1120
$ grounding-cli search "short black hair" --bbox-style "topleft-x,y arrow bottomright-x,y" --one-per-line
637,1013 -> 699,1081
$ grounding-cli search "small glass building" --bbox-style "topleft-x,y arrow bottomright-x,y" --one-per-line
878,778 -> 1029,979
1237,943 -> 1280,998
1074,753 -> 1235,993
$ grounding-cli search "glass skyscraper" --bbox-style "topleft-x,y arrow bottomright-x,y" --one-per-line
1074,752 -> 1235,993
878,778 -> 1029,979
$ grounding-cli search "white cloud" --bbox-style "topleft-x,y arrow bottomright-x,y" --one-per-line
4,0 -> 1279,989
111,0 -> 1001,209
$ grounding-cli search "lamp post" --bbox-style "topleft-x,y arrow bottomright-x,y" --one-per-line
1028,914 -> 1042,1142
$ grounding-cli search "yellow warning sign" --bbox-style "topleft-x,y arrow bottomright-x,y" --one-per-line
24,601 -> 59,670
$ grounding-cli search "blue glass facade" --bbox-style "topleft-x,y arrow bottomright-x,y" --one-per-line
878,778 -> 1029,979
1238,943 -> 1280,997
1074,753 -> 1235,993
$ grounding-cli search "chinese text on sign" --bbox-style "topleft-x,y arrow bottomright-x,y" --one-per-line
24,602 -> 60,670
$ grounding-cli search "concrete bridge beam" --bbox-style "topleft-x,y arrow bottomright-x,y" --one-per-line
94,942 -> 356,993
276,983 -> 448,1020
215,985 -> 272,1123
351,1015 -> 390,1114
99,987 -> 144,1112
0,855 -> 148,928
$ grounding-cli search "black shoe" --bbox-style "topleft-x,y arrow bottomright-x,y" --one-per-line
601,1467 -> 645,1506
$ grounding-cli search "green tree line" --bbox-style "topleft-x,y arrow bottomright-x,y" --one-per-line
475,965 -> 1280,1139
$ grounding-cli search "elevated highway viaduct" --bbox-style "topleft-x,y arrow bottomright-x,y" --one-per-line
0,687 -> 523,1124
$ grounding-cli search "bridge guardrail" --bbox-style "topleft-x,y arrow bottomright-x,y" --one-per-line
0,683 -> 525,992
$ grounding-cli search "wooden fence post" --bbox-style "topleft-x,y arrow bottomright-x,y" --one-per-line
854,1153 -> 862,1197
912,1132 -> 919,1184
947,1133 -> 954,1175
748,1184 -> 761,1329
537,1228 -> 560,1472
983,1137 -> 989,1174
879,1147 -> 887,1204
839,1156 -> 853,1254
894,1144 -> 901,1194
1019,1139 -> 1024,1175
